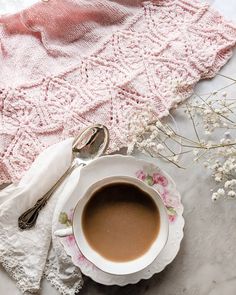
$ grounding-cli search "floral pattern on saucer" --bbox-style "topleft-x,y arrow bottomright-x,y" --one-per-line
55,155 -> 184,286
59,210 -> 94,269
136,164 -> 180,223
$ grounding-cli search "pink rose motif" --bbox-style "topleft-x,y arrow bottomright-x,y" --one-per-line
167,206 -> 177,223
153,173 -> 168,187
136,170 -> 147,181
76,251 -> 93,267
168,214 -> 177,223
161,189 -> 179,208
161,189 -> 169,206
77,252 -> 87,263
65,235 -> 76,247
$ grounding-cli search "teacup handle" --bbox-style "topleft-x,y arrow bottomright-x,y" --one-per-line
54,227 -> 73,237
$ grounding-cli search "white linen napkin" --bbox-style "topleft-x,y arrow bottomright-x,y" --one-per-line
0,138 -> 82,294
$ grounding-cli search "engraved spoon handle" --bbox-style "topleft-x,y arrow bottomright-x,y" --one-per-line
18,162 -> 81,230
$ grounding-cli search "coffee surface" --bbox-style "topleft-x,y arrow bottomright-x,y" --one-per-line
82,182 -> 160,262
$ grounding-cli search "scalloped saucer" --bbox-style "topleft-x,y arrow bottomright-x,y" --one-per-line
55,155 -> 184,286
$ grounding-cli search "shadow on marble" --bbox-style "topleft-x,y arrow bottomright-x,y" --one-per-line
78,240 -> 187,295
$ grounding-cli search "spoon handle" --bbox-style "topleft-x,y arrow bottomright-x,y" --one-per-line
18,162 -> 81,230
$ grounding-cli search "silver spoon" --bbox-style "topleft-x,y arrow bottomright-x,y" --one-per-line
18,124 -> 109,230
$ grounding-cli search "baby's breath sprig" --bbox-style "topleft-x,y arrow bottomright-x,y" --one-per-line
127,73 -> 236,201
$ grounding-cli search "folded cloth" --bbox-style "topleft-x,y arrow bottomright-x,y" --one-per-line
1,0 -> 236,184
0,138 -> 83,294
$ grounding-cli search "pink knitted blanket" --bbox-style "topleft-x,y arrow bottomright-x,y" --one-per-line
0,0 -> 236,184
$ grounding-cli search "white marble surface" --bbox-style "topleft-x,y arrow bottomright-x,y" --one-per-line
0,0 -> 236,294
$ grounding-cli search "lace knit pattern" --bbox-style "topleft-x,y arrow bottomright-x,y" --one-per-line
1,0 -> 236,184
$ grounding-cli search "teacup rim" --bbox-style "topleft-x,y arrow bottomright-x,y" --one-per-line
72,175 -> 169,275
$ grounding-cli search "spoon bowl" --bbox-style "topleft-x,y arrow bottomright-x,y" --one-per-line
73,125 -> 109,163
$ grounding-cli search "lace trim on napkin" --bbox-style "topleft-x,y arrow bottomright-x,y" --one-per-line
43,259 -> 83,295
43,238 -> 83,295
0,248 -> 40,293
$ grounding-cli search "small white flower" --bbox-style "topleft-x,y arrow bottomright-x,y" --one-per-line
212,192 -> 219,201
127,143 -> 134,154
138,141 -> 145,148
215,175 -> 222,182
225,181 -> 231,189
228,190 -> 236,198
232,179 -> 236,185
149,142 -> 157,148
205,130 -> 212,135
212,163 -> 220,170
204,109 -> 211,115
172,155 -> 179,163
217,188 -> 225,196
156,144 -> 164,151
214,108 -> 222,114
225,179 -> 236,189
150,133 -> 157,140
213,123 -> 220,128
165,129 -> 174,136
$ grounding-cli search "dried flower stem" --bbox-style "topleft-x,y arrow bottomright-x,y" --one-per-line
186,103 -> 201,143
195,93 -> 235,124
127,73 -> 236,201
217,73 -> 236,82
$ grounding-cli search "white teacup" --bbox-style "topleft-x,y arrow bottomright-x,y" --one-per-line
55,176 -> 169,275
